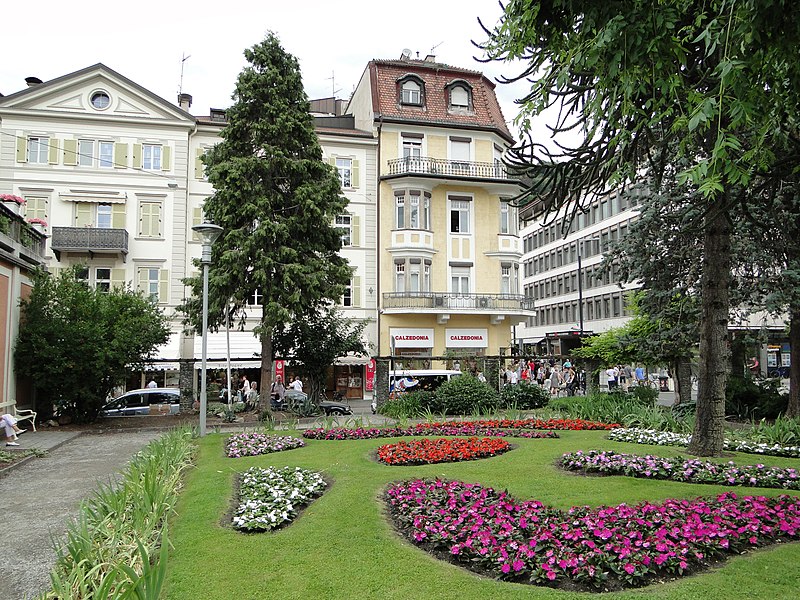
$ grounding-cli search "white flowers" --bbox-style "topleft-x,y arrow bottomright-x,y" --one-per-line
608,428 -> 800,458
233,466 -> 326,531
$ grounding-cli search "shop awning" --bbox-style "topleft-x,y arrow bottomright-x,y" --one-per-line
334,355 -> 371,366
193,331 -> 262,361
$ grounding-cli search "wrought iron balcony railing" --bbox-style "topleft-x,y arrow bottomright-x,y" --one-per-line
383,291 -> 534,312
51,227 -> 129,260
386,156 -> 514,180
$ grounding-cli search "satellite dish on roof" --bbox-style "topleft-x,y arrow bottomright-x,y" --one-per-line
401,48 -> 412,60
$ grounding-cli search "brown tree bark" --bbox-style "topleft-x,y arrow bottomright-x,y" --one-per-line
673,358 -> 692,406
258,328 -> 274,413
787,309 -> 800,418
688,205 -> 731,456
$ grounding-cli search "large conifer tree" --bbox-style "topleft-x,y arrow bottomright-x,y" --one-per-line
180,33 -> 351,406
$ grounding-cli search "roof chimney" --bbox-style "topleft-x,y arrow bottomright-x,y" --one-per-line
424,54 -> 436,63
25,77 -> 43,87
178,92 -> 193,111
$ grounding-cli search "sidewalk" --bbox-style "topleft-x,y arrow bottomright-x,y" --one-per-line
0,429 -> 162,600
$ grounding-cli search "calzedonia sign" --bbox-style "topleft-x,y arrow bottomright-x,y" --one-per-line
446,328 -> 488,348
390,328 -> 435,348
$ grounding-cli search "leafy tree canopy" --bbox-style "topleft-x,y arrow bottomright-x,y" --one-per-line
272,307 -> 368,401
15,267 -> 171,423
178,32 -> 352,397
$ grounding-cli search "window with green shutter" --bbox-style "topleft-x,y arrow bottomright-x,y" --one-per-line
139,202 -> 162,237
191,206 -> 204,241
194,148 -> 206,179
138,267 -> 165,302
114,143 -> 128,168
63,139 -> 78,166
352,276 -> 361,307
24,197 -> 48,221
75,203 -> 93,227
16,136 -> 27,163
351,214 -> 360,247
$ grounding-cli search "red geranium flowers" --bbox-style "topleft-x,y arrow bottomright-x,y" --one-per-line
377,437 -> 512,466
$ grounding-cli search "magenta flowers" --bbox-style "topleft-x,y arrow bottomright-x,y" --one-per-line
303,423 -> 559,441
385,478 -> 800,589
561,450 -> 800,490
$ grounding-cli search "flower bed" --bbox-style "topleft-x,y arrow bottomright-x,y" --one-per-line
608,427 -> 800,458
377,437 -> 512,466
385,478 -> 800,590
561,450 -> 800,490
303,418 -> 615,441
232,466 -> 326,531
225,433 -> 305,458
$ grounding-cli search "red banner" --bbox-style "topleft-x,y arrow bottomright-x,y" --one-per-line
365,358 -> 376,391
275,360 -> 284,381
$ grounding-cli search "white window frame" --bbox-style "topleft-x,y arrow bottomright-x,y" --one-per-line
28,137 -> 49,163
99,141 -> 114,168
449,85 -> 470,109
96,268 -> 112,293
395,196 -> 405,229
422,195 -> 431,230
409,195 -> 419,229
78,139 -> 95,167
335,214 -> 352,246
402,138 -> 422,159
97,204 -> 113,229
143,268 -> 160,302
500,200 -> 518,235
395,262 -> 406,292
450,199 -> 471,234
423,262 -> 431,292
401,80 -> 422,105
248,289 -> 263,306
142,144 -> 162,170
409,261 -> 421,293
343,280 -> 353,307
451,266 -> 471,295
335,157 -> 352,188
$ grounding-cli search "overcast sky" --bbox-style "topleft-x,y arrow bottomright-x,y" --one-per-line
3,1 -> 540,141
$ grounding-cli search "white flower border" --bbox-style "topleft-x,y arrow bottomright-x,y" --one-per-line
608,428 -> 800,458
233,466 -> 326,531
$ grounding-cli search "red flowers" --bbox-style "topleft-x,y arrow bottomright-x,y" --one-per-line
377,437 -> 512,466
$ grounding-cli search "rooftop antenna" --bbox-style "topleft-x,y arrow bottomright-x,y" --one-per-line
430,41 -> 443,55
178,52 -> 191,96
325,70 -> 342,98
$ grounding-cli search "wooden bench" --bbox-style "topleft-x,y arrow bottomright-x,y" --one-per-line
0,399 -> 37,432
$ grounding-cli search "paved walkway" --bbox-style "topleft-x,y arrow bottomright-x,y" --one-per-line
0,429 -> 162,600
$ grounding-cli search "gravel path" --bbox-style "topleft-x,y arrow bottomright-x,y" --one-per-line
0,431 -> 162,600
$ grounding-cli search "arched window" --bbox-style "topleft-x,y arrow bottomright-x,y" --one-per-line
399,76 -> 424,106
450,86 -> 469,109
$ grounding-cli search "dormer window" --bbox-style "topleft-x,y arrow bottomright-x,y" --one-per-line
399,75 -> 425,106
446,80 -> 473,112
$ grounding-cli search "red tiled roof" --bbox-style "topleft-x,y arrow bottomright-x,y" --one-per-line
369,59 -> 512,142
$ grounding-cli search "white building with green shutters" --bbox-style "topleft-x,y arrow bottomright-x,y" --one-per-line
0,64 -> 378,398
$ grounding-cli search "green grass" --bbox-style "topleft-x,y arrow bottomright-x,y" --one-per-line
165,429 -> 800,599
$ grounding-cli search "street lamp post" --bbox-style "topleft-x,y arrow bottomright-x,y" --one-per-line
192,223 -> 223,436
577,248 -> 585,336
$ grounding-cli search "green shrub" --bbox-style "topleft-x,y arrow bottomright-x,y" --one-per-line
627,385 -> 659,405
436,374 -> 499,415
737,416 -> 800,446
672,400 -> 696,419
500,382 -> 550,410
726,375 -> 787,420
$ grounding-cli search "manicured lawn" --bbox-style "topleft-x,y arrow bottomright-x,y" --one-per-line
164,429 -> 800,599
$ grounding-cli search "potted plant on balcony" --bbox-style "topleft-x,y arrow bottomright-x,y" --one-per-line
0,194 -> 25,215
27,217 -> 48,233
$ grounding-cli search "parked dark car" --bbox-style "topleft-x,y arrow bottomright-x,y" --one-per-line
272,390 -> 352,416
100,388 -> 180,417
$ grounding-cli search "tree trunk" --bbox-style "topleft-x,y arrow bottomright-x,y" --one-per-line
787,308 -> 800,418
258,328 -> 274,413
674,358 -> 692,406
688,205 -> 731,456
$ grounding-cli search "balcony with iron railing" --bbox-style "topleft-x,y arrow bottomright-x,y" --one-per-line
0,203 -> 47,265
50,227 -> 129,261
385,156 -> 517,181
383,291 -> 534,313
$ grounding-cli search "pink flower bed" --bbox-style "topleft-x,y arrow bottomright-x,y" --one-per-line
385,478 -> 800,590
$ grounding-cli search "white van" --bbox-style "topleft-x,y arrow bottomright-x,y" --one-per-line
372,369 -> 463,413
